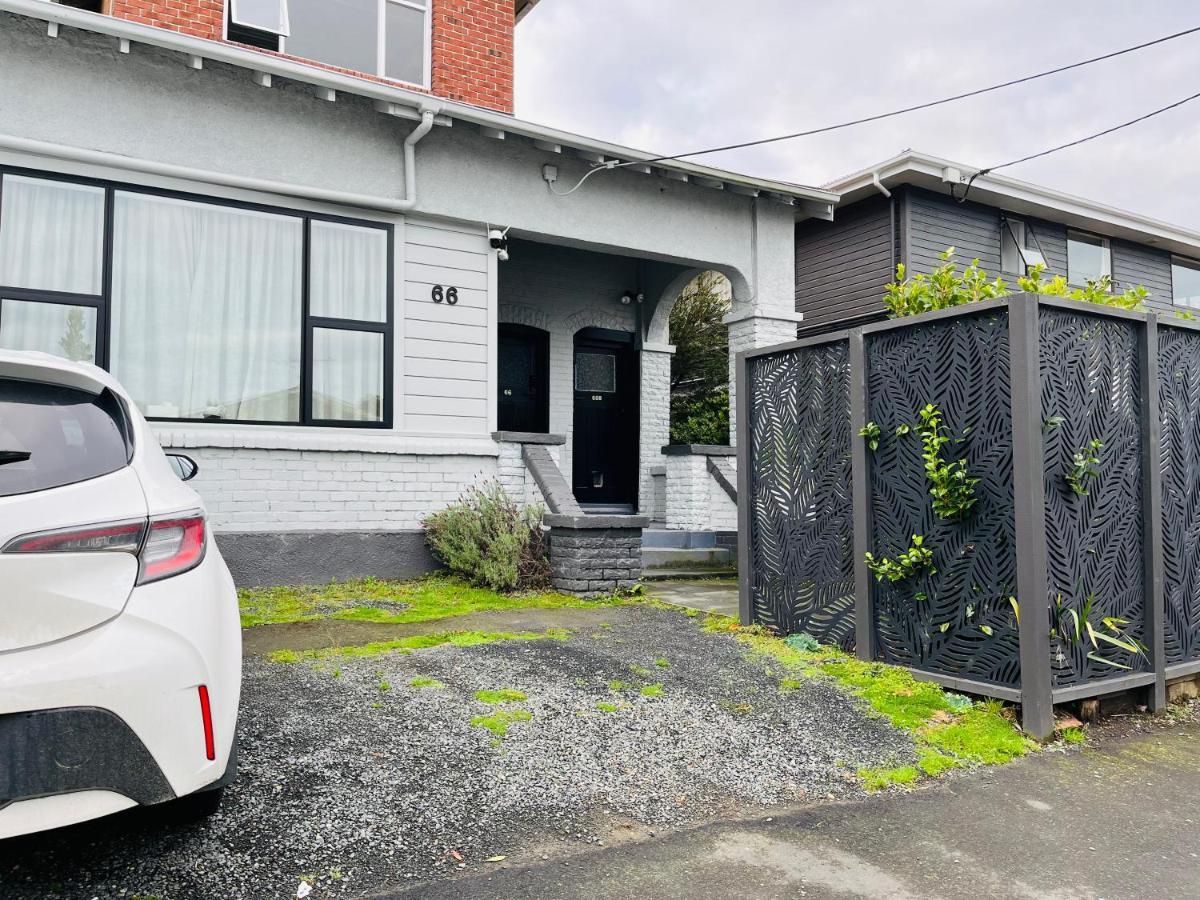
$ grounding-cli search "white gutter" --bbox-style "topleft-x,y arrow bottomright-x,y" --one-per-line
0,118 -> 438,213
0,0 -> 838,207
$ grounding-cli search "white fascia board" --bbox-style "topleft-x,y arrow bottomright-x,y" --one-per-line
830,150 -> 1200,259
0,0 -> 836,210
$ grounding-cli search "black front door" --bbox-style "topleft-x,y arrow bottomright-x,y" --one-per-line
573,328 -> 638,507
498,324 -> 549,433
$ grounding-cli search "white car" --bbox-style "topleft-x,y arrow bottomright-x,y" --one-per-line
0,350 -> 241,839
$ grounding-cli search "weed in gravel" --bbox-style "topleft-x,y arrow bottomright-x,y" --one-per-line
470,709 -> 532,738
1061,726 -> 1088,745
654,657 -> 671,668
779,678 -> 804,691
640,683 -> 664,698
410,677 -> 444,689
265,628 -> 570,663
596,701 -> 620,713
475,688 -> 528,704
608,679 -> 632,692
718,699 -> 754,715
858,764 -> 920,791
239,575 -> 632,628
696,611 -> 1036,787
378,680 -> 391,692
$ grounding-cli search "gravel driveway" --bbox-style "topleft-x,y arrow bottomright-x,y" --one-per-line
0,606 -> 914,899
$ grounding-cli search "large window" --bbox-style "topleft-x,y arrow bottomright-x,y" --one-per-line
227,0 -> 430,87
1173,258 -> 1200,309
0,169 -> 393,428
1067,231 -> 1111,287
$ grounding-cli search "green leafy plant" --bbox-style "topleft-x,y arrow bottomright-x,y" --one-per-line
1065,439 -> 1103,496
865,535 -> 936,583
882,250 -> 1150,320
1052,592 -> 1147,670
784,633 -> 821,652
916,403 -> 979,520
669,272 -> 731,444
859,421 -> 882,451
423,481 -> 548,592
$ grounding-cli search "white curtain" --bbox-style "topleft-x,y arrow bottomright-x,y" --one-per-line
0,175 -> 105,295
309,220 -> 387,322
313,328 -> 383,421
110,192 -> 303,422
0,299 -> 96,363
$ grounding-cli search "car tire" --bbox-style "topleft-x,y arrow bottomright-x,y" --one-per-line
166,786 -> 224,823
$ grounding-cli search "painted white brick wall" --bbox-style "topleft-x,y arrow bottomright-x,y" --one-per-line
495,440 -> 555,509
664,453 -> 737,531
727,315 -> 799,443
639,348 -> 672,514
707,457 -> 738,531
176,447 -> 499,532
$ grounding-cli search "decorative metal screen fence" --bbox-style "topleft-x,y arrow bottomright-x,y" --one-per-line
736,294 -> 1200,736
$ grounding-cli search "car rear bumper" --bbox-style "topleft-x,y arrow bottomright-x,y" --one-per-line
0,548 -> 241,839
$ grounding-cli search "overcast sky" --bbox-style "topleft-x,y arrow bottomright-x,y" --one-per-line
516,1 -> 1200,229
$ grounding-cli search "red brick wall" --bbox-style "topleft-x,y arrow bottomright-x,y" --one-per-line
105,0 -> 516,113
432,0 -> 514,112
107,0 -> 223,40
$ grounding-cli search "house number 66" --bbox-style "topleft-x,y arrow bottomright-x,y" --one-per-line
431,285 -> 459,305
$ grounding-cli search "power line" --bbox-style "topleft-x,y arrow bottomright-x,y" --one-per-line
953,87 -> 1200,202
589,23 -> 1200,170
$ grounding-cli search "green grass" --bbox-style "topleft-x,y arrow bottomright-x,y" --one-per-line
640,683 -> 664,698
699,612 -> 1037,790
470,709 -> 532,738
475,688 -> 528,704
596,701 -> 619,713
240,575 -> 620,628
409,676 -> 444,689
1060,726 -> 1088,745
266,628 -> 570,663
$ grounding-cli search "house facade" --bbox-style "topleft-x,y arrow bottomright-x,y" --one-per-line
0,0 -> 831,586
796,151 -> 1200,330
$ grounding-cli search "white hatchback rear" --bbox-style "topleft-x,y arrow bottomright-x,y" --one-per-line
0,350 -> 241,839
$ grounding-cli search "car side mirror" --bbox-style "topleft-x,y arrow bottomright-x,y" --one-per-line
167,453 -> 199,482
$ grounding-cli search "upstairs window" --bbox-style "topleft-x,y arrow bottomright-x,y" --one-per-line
1000,217 -> 1046,274
1067,231 -> 1111,287
230,0 -> 290,37
281,0 -> 430,86
1173,258 -> 1200,309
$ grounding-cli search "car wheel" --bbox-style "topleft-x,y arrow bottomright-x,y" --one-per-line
167,786 -> 225,823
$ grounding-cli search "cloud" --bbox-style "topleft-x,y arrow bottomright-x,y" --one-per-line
516,0 -> 1200,229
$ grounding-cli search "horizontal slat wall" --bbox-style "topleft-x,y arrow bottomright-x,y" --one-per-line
1113,239 -> 1173,312
906,188 -> 1002,275
794,194 -> 894,327
402,218 -> 493,434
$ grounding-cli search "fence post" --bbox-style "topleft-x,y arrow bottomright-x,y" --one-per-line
848,329 -> 875,661
735,348 -> 753,626
1140,314 -> 1167,711
1009,294 -> 1055,739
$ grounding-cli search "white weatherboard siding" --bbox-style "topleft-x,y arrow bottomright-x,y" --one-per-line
402,218 -> 496,435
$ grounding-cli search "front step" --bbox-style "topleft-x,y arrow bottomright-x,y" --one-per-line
642,547 -> 734,578
642,529 -> 718,549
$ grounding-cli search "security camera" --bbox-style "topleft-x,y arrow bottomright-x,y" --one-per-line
488,229 -> 505,248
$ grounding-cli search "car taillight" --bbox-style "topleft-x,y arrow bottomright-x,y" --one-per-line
138,513 -> 206,584
1,519 -> 146,554
3,510 -> 207,584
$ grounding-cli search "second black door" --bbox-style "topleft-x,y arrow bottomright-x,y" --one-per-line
572,328 -> 638,507
497,324 -> 549,433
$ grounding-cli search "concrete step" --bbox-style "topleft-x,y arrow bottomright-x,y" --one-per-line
642,568 -> 738,581
642,547 -> 733,571
642,529 -> 719,550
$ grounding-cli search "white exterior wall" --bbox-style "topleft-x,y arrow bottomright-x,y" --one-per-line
496,440 -> 554,509
664,453 -> 737,532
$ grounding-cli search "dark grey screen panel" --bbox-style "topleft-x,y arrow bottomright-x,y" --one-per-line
1159,324 -> 1200,666
746,340 -> 855,648
866,310 -> 1020,687
1040,308 -> 1147,685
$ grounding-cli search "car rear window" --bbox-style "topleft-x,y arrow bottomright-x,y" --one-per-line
0,378 -> 130,497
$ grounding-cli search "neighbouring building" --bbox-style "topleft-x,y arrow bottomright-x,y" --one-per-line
0,0 -> 833,588
796,150 -> 1200,331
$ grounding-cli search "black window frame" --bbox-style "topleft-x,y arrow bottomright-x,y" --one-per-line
0,164 -> 394,430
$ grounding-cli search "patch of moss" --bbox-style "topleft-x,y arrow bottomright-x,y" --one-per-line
696,611 -> 1036,787
607,679 -> 631,692
640,683 -> 664,698
779,678 -> 804,691
378,680 -> 391,691
475,688 -> 528,704
654,658 -> 671,669
265,628 -> 569,663
471,709 -> 532,738
1060,726 -> 1088,745
596,701 -> 620,713
858,764 -> 920,791
409,676 -> 444,689
240,575 -> 626,628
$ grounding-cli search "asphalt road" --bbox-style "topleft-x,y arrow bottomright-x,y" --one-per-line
394,720 -> 1200,900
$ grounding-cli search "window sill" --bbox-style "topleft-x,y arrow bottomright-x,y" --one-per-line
149,422 -> 500,456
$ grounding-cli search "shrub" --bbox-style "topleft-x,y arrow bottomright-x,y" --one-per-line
423,481 -> 548,592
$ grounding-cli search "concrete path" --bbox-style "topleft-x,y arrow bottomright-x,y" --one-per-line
395,723 -> 1200,899
648,579 -> 739,618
